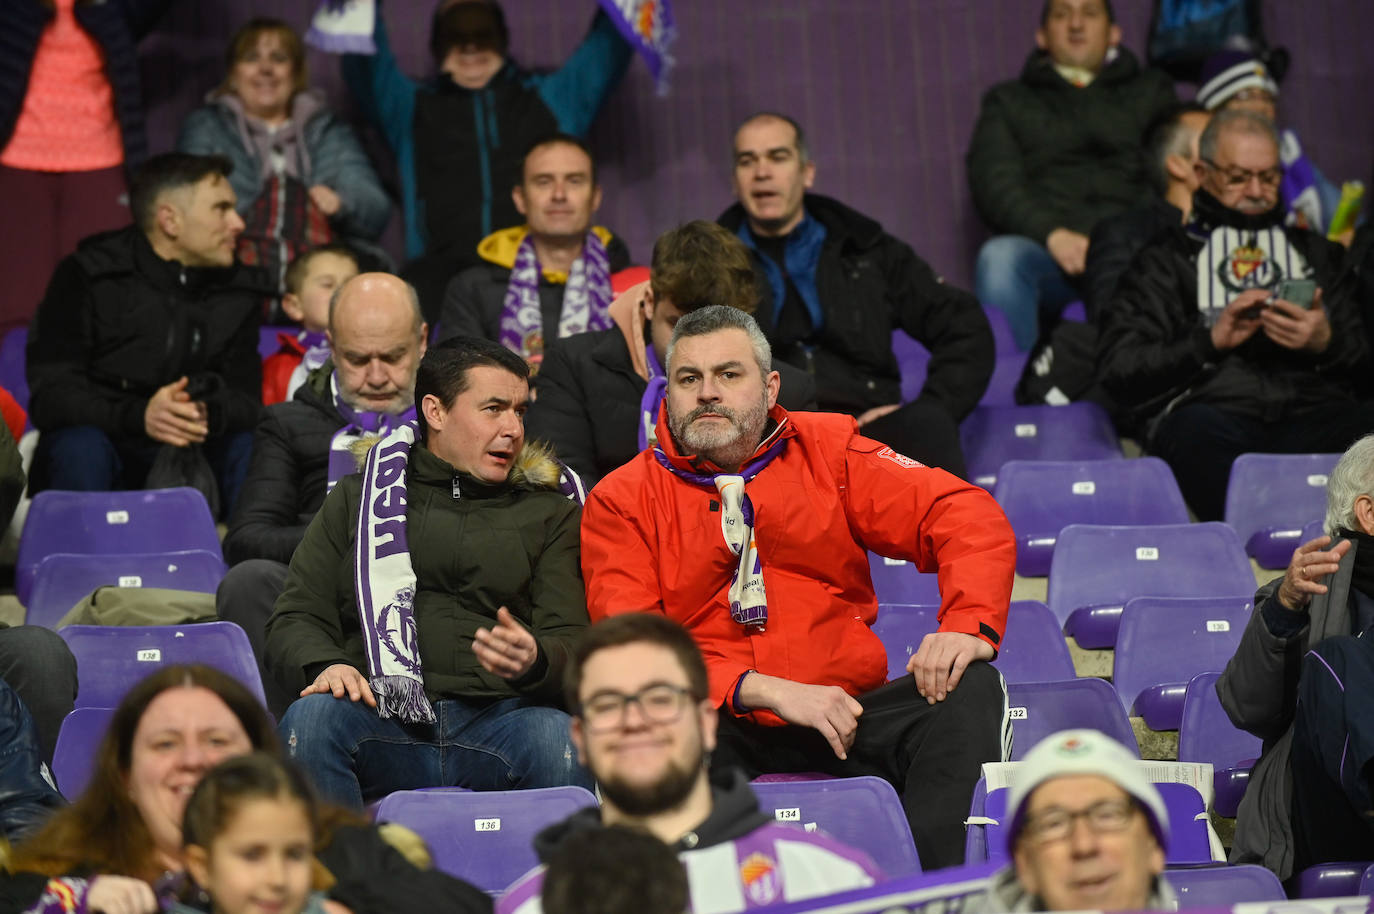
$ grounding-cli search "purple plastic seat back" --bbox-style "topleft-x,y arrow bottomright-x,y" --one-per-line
1165,865 -> 1286,905
26,550 -> 228,630
1300,519 -> 1326,545
60,622 -> 266,709
892,330 -> 931,404
259,325 -> 293,361
960,402 -> 1123,490
875,601 -> 1077,685
374,786 -> 599,893
1178,672 -> 1263,818
1295,862 -> 1371,898
16,488 -> 222,606
1224,453 -> 1339,569
994,458 -> 1189,577
51,706 -> 115,800
1360,863 -> 1374,896
1047,523 -> 1255,649
1006,679 -> 1138,760
1,327 -> 29,412
749,775 -> 921,877
1113,597 -> 1251,731
867,553 -> 940,606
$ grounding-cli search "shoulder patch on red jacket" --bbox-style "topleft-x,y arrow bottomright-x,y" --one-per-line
876,446 -> 925,469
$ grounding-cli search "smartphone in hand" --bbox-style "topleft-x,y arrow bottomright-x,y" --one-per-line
1272,278 -> 1318,309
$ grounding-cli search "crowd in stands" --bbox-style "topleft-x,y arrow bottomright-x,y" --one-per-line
2,0 -> 1374,912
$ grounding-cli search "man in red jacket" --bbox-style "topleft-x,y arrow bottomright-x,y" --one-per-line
581,305 -> 1017,869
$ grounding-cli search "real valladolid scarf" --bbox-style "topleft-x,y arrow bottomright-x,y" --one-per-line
498,232 -> 613,367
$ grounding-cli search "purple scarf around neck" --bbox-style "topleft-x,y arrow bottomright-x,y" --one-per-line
638,343 -> 667,451
328,372 -> 418,491
498,231 -> 613,368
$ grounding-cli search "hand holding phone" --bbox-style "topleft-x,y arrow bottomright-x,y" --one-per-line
1272,278 -> 1318,310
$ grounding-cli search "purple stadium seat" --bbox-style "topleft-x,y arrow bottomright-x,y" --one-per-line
1006,679 -> 1138,760
1177,672 -> 1262,818
983,306 -> 1019,357
873,601 -> 1075,685
960,402 -> 1123,490
51,707 -> 115,800
1047,523 -> 1255,649
1300,519 -> 1326,545
893,313 -> 1023,409
1224,453 -> 1339,569
25,549 -> 228,630
867,553 -> 941,606
16,487 -> 222,606
892,330 -> 930,404
750,775 -> 921,877
1360,863 -> 1374,895
259,324 -> 294,361
1061,301 -> 1087,323
993,458 -> 1189,576
60,622 -> 266,709
374,786 -> 599,893
1112,597 -> 1251,731
1,327 -> 29,413
979,783 -> 1212,865
1166,865 -> 1286,904
1294,862 -> 1371,898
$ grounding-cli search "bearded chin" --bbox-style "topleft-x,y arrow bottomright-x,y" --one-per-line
670,400 -> 769,467
597,757 -> 702,818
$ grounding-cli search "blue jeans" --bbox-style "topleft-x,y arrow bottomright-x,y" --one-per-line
279,693 -> 592,808
975,235 -> 1080,351
32,425 -> 254,519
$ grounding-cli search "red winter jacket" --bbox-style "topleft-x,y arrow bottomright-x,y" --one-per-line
261,332 -> 307,405
581,405 -> 1016,724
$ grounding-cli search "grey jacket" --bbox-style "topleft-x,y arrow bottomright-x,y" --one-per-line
1217,536 -> 1357,878
964,865 -> 1178,913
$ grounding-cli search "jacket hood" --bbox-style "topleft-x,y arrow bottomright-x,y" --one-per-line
476,224 -> 618,280
532,768 -> 773,863
606,280 -> 652,380
717,193 -> 885,251
1018,44 -> 1143,88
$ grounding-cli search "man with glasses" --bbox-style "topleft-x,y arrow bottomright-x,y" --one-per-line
966,729 -> 1176,913
1098,108 -> 1374,520
496,614 -> 881,914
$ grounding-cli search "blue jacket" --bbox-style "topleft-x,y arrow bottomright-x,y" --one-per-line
343,5 -> 631,262
177,96 -> 391,241
0,0 -> 172,168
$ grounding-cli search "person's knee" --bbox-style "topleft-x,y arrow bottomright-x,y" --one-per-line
36,426 -> 120,490
216,560 -> 289,627
0,625 -> 77,697
279,694 -> 372,757
508,707 -> 590,786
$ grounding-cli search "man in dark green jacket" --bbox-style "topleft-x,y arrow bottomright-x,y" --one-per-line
267,336 -> 592,807
966,0 -> 1175,350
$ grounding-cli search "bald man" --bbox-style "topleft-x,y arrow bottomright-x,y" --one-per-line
218,272 -> 427,716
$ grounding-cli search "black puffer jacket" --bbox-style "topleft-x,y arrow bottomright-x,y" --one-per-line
718,194 -> 993,417
1097,191 -> 1365,427
966,47 -> 1176,242
527,327 -> 818,487
223,363 -> 342,566
25,227 -> 266,441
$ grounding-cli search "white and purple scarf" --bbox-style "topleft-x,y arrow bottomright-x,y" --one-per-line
328,372 -> 417,491
653,422 -> 789,629
498,232 -> 613,367
638,344 -> 667,451
354,423 -> 433,723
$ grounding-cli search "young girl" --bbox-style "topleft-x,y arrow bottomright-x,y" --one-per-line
174,752 -> 330,914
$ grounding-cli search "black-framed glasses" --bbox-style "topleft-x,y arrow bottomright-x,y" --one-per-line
579,684 -> 697,733
1020,798 -> 1138,845
1201,157 -> 1281,189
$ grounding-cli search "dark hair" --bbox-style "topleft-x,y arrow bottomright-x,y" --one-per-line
10,664 -> 278,881
541,825 -> 688,914
1143,102 -> 1208,195
733,112 -> 810,166
129,153 -> 235,234
650,221 -> 762,314
414,336 -> 529,440
219,18 -> 308,100
183,753 -> 318,850
285,243 -> 361,296
1040,0 -> 1115,25
518,132 -> 598,188
431,0 -> 509,64
563,615 -> 709,710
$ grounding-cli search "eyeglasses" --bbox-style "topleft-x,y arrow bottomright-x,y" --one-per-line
579,684 -> 697,733
1019,798 -> 1138,845
1201,157 -> 1281,189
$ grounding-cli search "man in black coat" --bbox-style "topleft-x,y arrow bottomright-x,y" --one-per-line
717,113 -> 991,478
1098,110 -> 1374,520
217,272 -> 427,716
525,220 -> 815,488
966,0 -> 1175,351
25,153 -> 265,516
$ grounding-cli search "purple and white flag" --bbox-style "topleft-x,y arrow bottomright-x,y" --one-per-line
598,0 -> 677,94
305,0 -> 376,56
